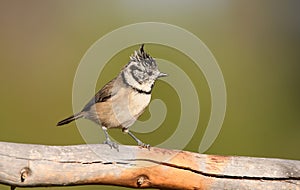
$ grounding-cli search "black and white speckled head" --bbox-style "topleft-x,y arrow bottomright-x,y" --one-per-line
122,44 -> 167,93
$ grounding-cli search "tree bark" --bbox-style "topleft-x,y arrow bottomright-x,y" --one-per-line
0,141 -> 299,189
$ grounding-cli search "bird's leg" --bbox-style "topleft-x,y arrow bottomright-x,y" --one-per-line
102,126 -> 119,151
123,129 -> 150,150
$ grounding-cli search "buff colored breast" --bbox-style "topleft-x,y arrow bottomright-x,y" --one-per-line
93,86 -> 151,129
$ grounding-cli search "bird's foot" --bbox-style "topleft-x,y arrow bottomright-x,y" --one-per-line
137,141 -> 151,150
103,139 -> 119,151
126,130 -> 151,150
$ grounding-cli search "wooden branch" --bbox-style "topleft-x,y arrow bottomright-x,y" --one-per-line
0,142 -> 299,190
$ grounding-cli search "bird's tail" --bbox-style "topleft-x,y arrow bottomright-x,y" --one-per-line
57,112 -> 84,126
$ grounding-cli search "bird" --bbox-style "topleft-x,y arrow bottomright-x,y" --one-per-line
57,44 -> 167,151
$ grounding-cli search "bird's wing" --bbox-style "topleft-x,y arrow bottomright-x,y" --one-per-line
82,78 -> 118,111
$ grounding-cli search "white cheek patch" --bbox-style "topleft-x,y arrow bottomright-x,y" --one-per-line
123,69 -> 153,93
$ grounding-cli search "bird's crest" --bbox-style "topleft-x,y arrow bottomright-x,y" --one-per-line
130,44 -> 154,62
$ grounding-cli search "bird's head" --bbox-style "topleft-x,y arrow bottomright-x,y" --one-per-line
122,44 -> 167,93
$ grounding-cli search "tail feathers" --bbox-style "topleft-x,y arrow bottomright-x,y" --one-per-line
57,112 -> 83,126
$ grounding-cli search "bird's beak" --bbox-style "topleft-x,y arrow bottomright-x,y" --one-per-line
158,72 -> 168,78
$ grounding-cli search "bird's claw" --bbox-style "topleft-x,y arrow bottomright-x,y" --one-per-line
104,139 -> 119,151
138,142 -> 151,150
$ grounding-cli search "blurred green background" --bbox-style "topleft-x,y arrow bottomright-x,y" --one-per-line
0,1 -> 299,190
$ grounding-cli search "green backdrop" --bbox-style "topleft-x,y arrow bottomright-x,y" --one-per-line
0,1 -> 299,190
